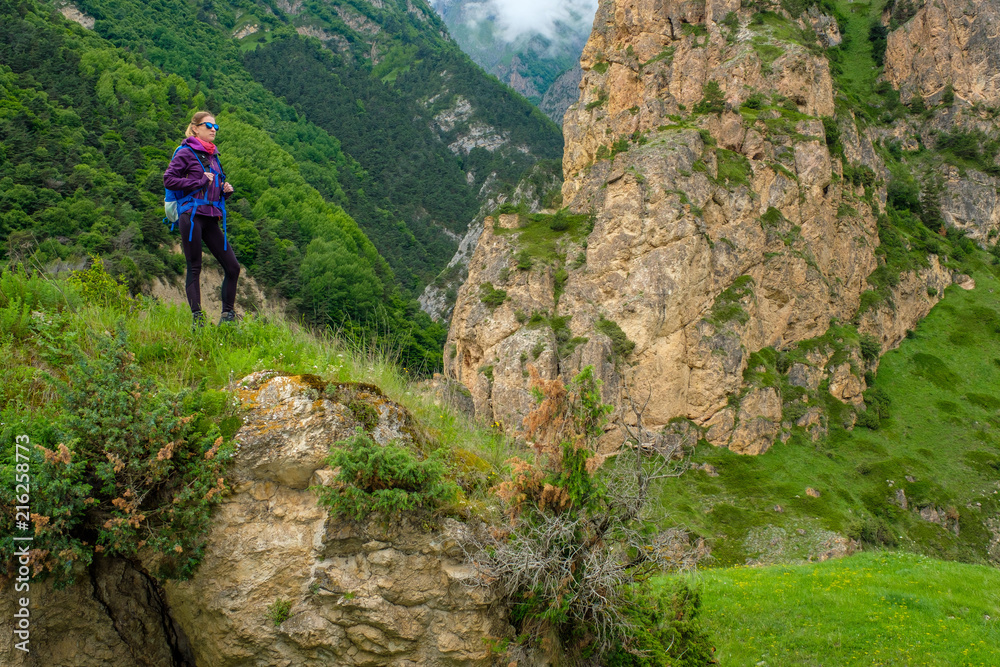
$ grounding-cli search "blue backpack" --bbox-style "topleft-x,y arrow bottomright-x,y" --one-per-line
163,145 -> 229,249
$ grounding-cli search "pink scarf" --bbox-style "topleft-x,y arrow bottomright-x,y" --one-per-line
191,137 -> 217,155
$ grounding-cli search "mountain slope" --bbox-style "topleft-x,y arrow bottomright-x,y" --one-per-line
1,0 -> 457,368
447,0 -> 1000,441
58,0 -> 562,294
653,265 -> 1000,567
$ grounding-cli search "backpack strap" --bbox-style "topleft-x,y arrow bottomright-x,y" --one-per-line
171,145 -> 230,249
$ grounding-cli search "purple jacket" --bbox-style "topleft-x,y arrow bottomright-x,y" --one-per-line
163,137 -> 233,218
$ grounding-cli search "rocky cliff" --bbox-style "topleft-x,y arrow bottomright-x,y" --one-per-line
884,0 -> 1000,104
445,0 -> 996,454
0,372 -> 502,666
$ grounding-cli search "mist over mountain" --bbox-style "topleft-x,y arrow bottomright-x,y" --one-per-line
430,0 -> 596,123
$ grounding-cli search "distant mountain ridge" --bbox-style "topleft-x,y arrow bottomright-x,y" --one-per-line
430,0 -> 595,124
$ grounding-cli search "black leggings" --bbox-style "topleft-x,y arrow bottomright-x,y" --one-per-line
180,213 -> 240,314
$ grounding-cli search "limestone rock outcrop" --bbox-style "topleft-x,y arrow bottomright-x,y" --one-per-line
884,0 -> 1000,104
445,0 -> 980,455
0,557 -> 196,667
0,373 -> 504,666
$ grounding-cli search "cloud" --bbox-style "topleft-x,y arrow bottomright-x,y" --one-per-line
445,0 -> 598,42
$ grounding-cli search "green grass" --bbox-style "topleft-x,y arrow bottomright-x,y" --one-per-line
748,10 -> 822,53
829,0 -> 882,97
825,0 -> 911,123
705,275 -> 754,327
0,267 -> 517,490
714,149 -> 754,188
237,28 -> 276,52
665,551 -> 1000,665
494,210 -> 594,265
653,265 -> 1000,566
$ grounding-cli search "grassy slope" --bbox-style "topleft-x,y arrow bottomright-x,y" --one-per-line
0,268 -> 513,490
830,0 -> 886,113
643,3 -> 1000,659
663,551 -> 1000,665
652,266 -> 1000,566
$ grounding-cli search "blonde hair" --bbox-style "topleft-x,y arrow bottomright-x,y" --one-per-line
185,111 -> 215,137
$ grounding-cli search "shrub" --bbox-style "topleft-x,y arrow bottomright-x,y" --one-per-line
855,407 -> 881,430
479,282 -> 507,309
605,584 -> 715,667
941,84 -> 955,106
267,598 -> 292,626
864,385 -> 891,420
313,430 -> 459,521
721,11 -> 739,34
66,256 -> 132,310
3,325 -> 233,584
847,516 -> 898,547
936,129 -> 1000,176
869,24 -> 889,67
693,81 -> 726,115
596,316 -> 636,359
742,92 -> 767,110
822,116 -> 843,155
469,368 -> 702,662
859,334 -> 880,362
844,163 -> 877,188
516,250 -> 533,271
887,178 -> 921,213
548,209 -> 571,231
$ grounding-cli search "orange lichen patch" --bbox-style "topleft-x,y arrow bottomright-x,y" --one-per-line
236,385 -> 260,410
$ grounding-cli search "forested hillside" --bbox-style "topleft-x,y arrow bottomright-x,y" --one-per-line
61,0 -> 562,289
0,0 -> 560,370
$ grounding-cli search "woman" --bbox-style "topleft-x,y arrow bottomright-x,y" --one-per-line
163,111 -> 240,327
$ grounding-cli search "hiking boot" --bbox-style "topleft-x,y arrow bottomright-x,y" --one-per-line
192,310 -> 207,330
219,310 -> 237,325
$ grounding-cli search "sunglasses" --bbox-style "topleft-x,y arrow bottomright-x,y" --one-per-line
199,122 -> 220,131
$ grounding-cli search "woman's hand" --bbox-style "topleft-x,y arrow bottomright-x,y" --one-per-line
203,171 -> 214,182
223,183 -> 234,194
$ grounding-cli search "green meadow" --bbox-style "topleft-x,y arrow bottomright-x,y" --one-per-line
664,551 -> 1000,666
